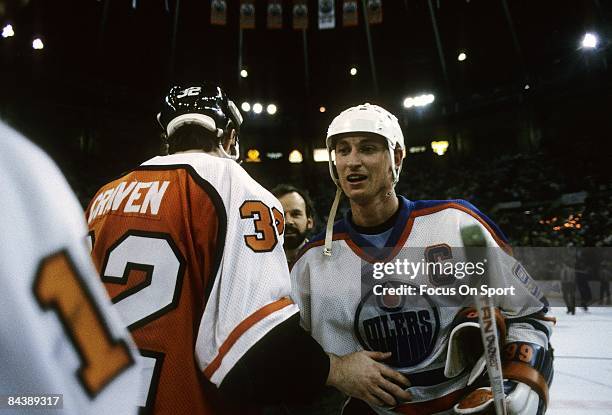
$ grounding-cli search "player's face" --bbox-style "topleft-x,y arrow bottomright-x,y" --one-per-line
334,135 -> 393,204
278,192 -> 313,249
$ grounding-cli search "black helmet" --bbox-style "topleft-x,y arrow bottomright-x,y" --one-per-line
157,83 -> 243,159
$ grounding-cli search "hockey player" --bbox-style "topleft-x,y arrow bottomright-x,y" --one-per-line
0,121 -> 141,414
86,85 -> 411,414
290,103 -> 554,414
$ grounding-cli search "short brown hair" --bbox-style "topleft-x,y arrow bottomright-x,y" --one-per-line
166,124 -> 220,154
271,184 -> 316,220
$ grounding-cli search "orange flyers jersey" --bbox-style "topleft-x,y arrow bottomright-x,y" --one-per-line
86,152 -> 298,414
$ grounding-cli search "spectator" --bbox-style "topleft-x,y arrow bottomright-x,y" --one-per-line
271,184 -> 316,265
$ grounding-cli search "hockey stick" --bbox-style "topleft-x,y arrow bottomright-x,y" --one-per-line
460,225 -> 508,415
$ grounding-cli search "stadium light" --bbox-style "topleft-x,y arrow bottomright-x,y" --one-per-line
403,93 -> 435,109
288,150 -> 303,163
457,52 -> 467,62
266,152 -> 283,160
431,140 -> 449,156
252,102 -> 263,114
241,102 -> 251,112
408,146 -> 427,154
32,38 -> 44,50
266,104 -> 277,115
2,24 -> 14,38
313,148 -> 335,162
581,32 -> 598,49
246,149 -> 261,163
350,67 -> 357,76
240,69 -> 249,78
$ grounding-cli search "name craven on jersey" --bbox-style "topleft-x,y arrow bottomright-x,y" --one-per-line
86,152 -> 297,414
87,180 -> 170,223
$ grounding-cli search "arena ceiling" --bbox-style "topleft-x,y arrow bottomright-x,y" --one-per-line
0,0 -> 610,166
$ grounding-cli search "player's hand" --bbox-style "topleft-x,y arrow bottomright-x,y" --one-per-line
326,351 -> 412,407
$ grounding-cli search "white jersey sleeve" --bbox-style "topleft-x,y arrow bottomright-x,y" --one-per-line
0,122 -> 141,415
290,250 -> 312,332
142,153 -> 300,387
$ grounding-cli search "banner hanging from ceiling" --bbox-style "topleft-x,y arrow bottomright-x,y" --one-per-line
292,0 -> 308,30
240,0 -> 256,29
210,0 -> 227,26
342,0 -> 358,27
267,0 -> 283,29
318,0 -> 335,30
366,0 -> 382,25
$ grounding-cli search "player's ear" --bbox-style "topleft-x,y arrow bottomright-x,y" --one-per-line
306,216 -> 314,230
394,146 -> 404,170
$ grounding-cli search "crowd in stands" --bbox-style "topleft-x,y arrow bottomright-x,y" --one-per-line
67,150 -> 610,248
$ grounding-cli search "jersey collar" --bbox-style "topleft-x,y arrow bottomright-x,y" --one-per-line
343,196 -> 414,262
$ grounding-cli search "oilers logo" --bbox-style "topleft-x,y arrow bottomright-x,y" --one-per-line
355,280 -> 440,368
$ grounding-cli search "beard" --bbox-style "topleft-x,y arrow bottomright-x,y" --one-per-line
284,225 -> 308,250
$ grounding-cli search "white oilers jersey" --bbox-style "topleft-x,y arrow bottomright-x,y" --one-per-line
0,122 -> 141,415
291,196 -> 552,414
86,152 -> 298,414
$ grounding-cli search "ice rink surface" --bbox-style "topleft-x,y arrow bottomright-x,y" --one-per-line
548,306 -> 612,414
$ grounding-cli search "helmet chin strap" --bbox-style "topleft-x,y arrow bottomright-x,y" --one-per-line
323,187 -> 343,257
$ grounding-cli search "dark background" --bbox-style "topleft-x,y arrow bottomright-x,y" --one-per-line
0,0 -> 610,246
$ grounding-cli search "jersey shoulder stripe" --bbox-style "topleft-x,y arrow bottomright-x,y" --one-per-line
304,195 -> 415,248
411,199 -> 511,252
294,198 -> 510,266
309,218 -> 348,245
202,297 -> 295,379
291,220 -> 349,267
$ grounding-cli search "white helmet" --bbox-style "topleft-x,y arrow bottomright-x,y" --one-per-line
322,103 -> 405,257
326,103 -> 405,186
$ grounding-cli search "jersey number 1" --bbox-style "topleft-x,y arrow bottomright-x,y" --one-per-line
33,250 -> 133,397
